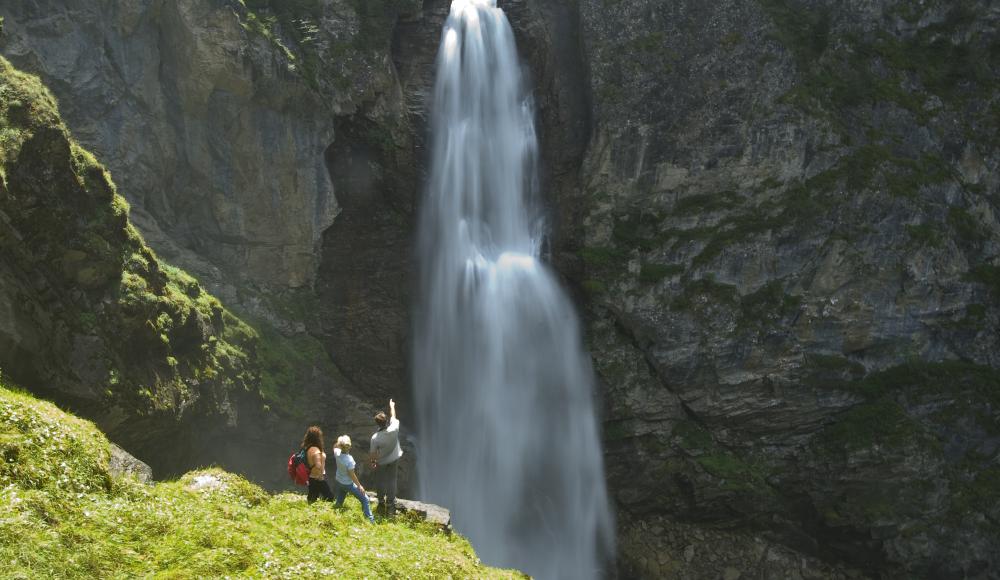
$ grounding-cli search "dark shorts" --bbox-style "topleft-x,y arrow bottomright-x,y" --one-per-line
307,478 -> 334,503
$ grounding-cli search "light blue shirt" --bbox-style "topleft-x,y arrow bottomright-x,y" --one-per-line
334,448 -> 356,486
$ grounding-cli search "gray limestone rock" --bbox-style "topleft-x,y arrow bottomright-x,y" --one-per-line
109,443 -> 153,484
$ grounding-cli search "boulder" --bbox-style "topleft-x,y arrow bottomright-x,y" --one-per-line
109,443 -> 153,484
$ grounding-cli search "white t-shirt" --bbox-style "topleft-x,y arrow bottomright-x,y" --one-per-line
333,448 -> 356,486
370,417 -> 403,465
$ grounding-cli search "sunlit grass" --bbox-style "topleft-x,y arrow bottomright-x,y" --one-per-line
0,383 -> 522,579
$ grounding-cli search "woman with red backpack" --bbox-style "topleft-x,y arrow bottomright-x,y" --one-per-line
301,426 -> 334,503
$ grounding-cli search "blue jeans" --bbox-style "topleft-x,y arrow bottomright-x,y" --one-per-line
334,481 -> 375,522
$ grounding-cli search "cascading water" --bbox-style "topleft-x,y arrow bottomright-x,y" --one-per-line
413,1 -> 615,578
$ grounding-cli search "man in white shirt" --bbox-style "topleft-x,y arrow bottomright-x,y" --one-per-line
369,398 -> 403,517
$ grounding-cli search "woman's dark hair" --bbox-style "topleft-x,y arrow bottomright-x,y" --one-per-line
301,426 -> 324,452
374,412 -> 388,430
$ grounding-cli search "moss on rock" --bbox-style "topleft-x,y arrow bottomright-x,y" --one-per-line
0,56 -> 267,450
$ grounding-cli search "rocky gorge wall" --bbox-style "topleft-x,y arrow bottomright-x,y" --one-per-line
0,0 -> 415,490
2,0 -> 999,578
0,53 -> 267,479
567,0 -> 1000,577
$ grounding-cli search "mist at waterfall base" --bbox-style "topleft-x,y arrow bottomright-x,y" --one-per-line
412,1 -> 615,578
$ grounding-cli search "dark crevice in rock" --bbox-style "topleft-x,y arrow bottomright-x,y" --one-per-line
312,0 -> 450,425
317,113 -> 415,411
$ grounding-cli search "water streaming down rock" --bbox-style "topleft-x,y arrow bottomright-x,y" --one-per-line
413,1 -> 615,578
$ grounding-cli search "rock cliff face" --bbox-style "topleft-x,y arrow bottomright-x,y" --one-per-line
0,0 -> 416,488
0,54 -> 268,477
566,0 -> 1000,577
0,0 -> 339,289
3,0 -> 999,577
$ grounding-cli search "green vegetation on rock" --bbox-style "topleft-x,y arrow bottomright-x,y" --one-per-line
737,281 -> 802,331
672,191 -> 741,216
813,360 -> 1000,459
695,452 -> 772,494
580,245 -> 628,270
906,223 -> 944,248
818,397 -> 924,453
0,382 -> 519,579
967,264 -> 1000,297
639,262 -> 683,284
951,464 -> 1000,520
255,319 -> 344,414
0,55 -> 261,418
236,0 -> 415,91
672,420 -> 714,450
845,360 -> 1000,405
762,0 -> 998,123
672,421 -> 774,496
671,276 -> 738,312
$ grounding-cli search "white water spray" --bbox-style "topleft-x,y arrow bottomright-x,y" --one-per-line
414,1 -> 615,578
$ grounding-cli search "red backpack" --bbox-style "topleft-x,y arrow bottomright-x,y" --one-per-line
287,449 -> 310,486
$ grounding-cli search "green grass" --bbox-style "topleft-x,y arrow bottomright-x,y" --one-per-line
0,383 -> 112,494
0,382 -> 519,579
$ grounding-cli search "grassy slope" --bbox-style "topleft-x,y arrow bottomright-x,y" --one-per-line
0,381 -> 520,579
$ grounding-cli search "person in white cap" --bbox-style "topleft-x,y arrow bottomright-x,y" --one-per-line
333,434 -> 375,523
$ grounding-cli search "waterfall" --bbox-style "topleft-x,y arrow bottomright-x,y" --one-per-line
413,1 -> 615,578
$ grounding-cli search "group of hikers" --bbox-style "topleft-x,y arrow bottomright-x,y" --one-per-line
298,398 -> 402,523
